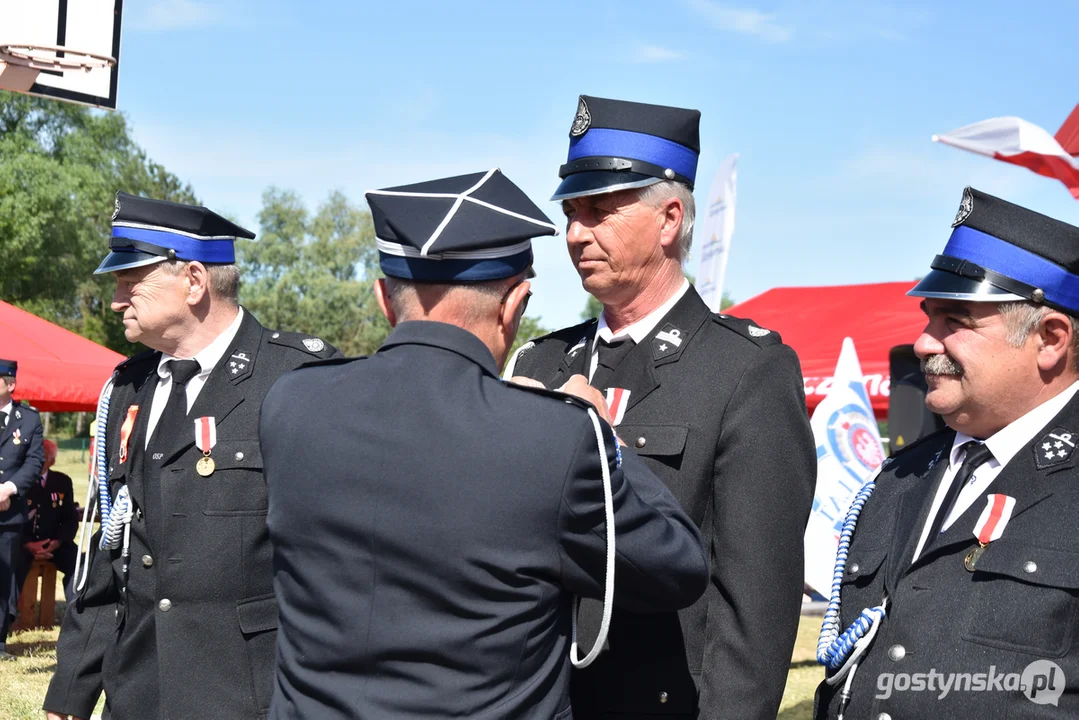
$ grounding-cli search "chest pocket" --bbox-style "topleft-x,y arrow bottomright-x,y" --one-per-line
619,424 -> 688,460
963,540 -> 1079,657
200,440 -> 267,516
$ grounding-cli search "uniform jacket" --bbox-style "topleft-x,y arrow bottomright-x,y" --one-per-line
513,287 -> 817,720
25,469 -> 78,544
260,320 -> 709,720
45,310 -> 338,720
815,392 -> 1079,719
0,401 -> 45,527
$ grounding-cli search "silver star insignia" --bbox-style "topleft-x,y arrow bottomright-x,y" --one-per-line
231,368 -> 239,374
1043,442 -> 1052,451
659,343 -> 668,352
1056,441 -> 1064,449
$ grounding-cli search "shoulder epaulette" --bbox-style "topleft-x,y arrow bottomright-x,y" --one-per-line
296,356 -> 361,371
267,330 -> 337,358
502,379 -> 594,413
16,401 -> 39,413
711,313 -> 783,346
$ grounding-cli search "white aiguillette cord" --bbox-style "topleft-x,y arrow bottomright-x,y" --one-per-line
571,408 -> 616,668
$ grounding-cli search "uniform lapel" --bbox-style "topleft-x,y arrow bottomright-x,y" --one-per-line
123,360 -> 164,516
0,406 -> 16,447
886,435 -> 952,588
547,322 -> 595,389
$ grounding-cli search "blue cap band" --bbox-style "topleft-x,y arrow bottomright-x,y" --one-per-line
379,249 -> 531,282
567,128 -> 698,182
944,224 -> 1079,312
111,226 -> 237,264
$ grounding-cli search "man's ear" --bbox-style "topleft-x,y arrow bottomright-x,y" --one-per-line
657,196 -> 685,251
185,262 -> 211,305
375,278 -> 397,327
1036,310 -> 1073,372
499,280 -> 531,332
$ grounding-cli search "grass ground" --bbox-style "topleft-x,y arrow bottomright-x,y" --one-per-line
6,442 -> 825,719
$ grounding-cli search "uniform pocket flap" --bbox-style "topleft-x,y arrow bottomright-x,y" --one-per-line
617,424 -> 688,456
974,540 -> 1079,589
237,594 -> 278,634
212,441 -> 263,471
842,545 -> 888,582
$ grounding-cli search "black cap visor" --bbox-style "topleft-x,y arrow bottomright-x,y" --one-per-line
551,171 -> 662,202
94,248 -> 168,275
907,268 -> 1024,303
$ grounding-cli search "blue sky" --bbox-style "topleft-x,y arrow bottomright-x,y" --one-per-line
113,0 -> 1079,330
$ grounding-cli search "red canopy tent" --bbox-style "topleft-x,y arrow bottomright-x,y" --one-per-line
1,300 -> 125,412
724,281 -> 927,419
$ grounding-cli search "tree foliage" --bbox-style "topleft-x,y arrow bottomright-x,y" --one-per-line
0,92 -> 197,354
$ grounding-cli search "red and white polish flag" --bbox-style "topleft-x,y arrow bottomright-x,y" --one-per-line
605,388 -> 631,427
194,416 -> 217,454
972,493 -> 1016,546
933,116 -> 1079,199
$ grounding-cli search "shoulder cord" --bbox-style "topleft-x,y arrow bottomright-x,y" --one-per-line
570,408 -> 616,669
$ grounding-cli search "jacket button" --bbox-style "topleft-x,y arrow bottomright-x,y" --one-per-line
235,451 -> 244,461
658,691 -> 668,704
878,714 -> 892,720
1024,561 -> 1038,573
849,563 -> 860,574
887,644 -> 906,661
158,598 -> 172,612
142,555 -> 153,568
635,437 -> 646,448
272,332 -> 280,338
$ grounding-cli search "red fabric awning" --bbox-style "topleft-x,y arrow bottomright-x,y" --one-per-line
724,281 -> 927,418
1,301 -> 125,412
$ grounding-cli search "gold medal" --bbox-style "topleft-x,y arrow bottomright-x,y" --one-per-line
196,455 -> 216,477
12,437 -> 19,445
964,545 -> 985,572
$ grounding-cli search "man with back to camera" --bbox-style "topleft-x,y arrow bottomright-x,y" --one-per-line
816,187 -> 1079,718
507,95 -> 817,719
44,192 -> 338,720
260,168 -> 709,719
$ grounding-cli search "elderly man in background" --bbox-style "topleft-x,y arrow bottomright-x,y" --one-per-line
508,95 -> 816,719
816,188 -> 1079,718
45,192 -> 338,720
18,439 -> 79,602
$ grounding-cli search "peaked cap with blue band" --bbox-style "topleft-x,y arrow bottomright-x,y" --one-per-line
552,95 -> 701,201
0,358 -> 16,377
366,168 -> 559,282
95,192 -> 255,274
909,187 -> 1079,314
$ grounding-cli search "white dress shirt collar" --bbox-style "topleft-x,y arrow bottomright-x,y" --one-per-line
157,308 -> 244,382
592,279 -> 690,352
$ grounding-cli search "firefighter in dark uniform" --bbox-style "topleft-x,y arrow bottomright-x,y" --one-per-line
816,188 -> 1079,718
19,439 -> 80,602
260,169 -> 708,719
44,193 -> 339,720
0,358 -> 45,659
507,96 -> 817,720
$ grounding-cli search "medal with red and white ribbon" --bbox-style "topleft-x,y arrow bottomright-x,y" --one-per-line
605,387 -> 631,426
194,416 -> 217,477
118,405 -> 139,464
965,493 -> 1016,571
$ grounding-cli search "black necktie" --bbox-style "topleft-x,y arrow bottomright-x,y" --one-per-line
925,441 -> 993,542
589,337 -> 636,391
143,359 -> 200,537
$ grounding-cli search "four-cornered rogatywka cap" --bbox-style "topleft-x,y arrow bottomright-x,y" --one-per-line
0,359 -> 16,377
95,191 -> 256,274
909,187 -> 1079,313
552,95 -> 701,201
366,168 -> 558,282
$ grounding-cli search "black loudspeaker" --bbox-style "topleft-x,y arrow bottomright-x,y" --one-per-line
888,344 -> 945,455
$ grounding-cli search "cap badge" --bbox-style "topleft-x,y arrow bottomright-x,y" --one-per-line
570,96 -> 591,137
952,187 -> 974,228
303,338 -> 325,352
112,194 -> 121,221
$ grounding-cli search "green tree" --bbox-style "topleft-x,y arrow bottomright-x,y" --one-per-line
0,92 -> 197,354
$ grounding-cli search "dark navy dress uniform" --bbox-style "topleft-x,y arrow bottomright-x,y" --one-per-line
515,96 -> 817,720
816,189 -> 1079,718
260,169 -> 709,720
19,468 -> 80,594
44,195 -> 340,720
0,363 -> 45,653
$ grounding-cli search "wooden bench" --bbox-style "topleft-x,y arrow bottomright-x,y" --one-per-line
12,559 -> 57,631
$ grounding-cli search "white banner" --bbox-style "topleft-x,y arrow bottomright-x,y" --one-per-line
695,154 -> 738,312
804,337 -> 886,596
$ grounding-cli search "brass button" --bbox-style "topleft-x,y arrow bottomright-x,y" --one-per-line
158,598 -> 172,612
1024,561 -> 1038,574
849,563 -> 860,574
658,691 -> 668,704
141,555 -> 153,568
635,436 -> 646,448
887,644 -> 906,661
235,451 -> 244,461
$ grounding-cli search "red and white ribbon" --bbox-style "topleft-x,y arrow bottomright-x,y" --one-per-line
118,405 -> 139,464
973,493 -> 1016,545
605,387 -> 631,426
194,416 -> 217,454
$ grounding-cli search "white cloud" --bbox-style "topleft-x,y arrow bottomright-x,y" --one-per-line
630,45 -> 688,64
130,0 -> 222,32
684,0 -> 794,43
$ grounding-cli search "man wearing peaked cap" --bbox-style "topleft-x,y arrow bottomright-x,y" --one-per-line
508,95 -> 816,720
816,188 -> 1079,719
259,168 -> 708,719
0,359 -> 44,660
45,193 -> 340,720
